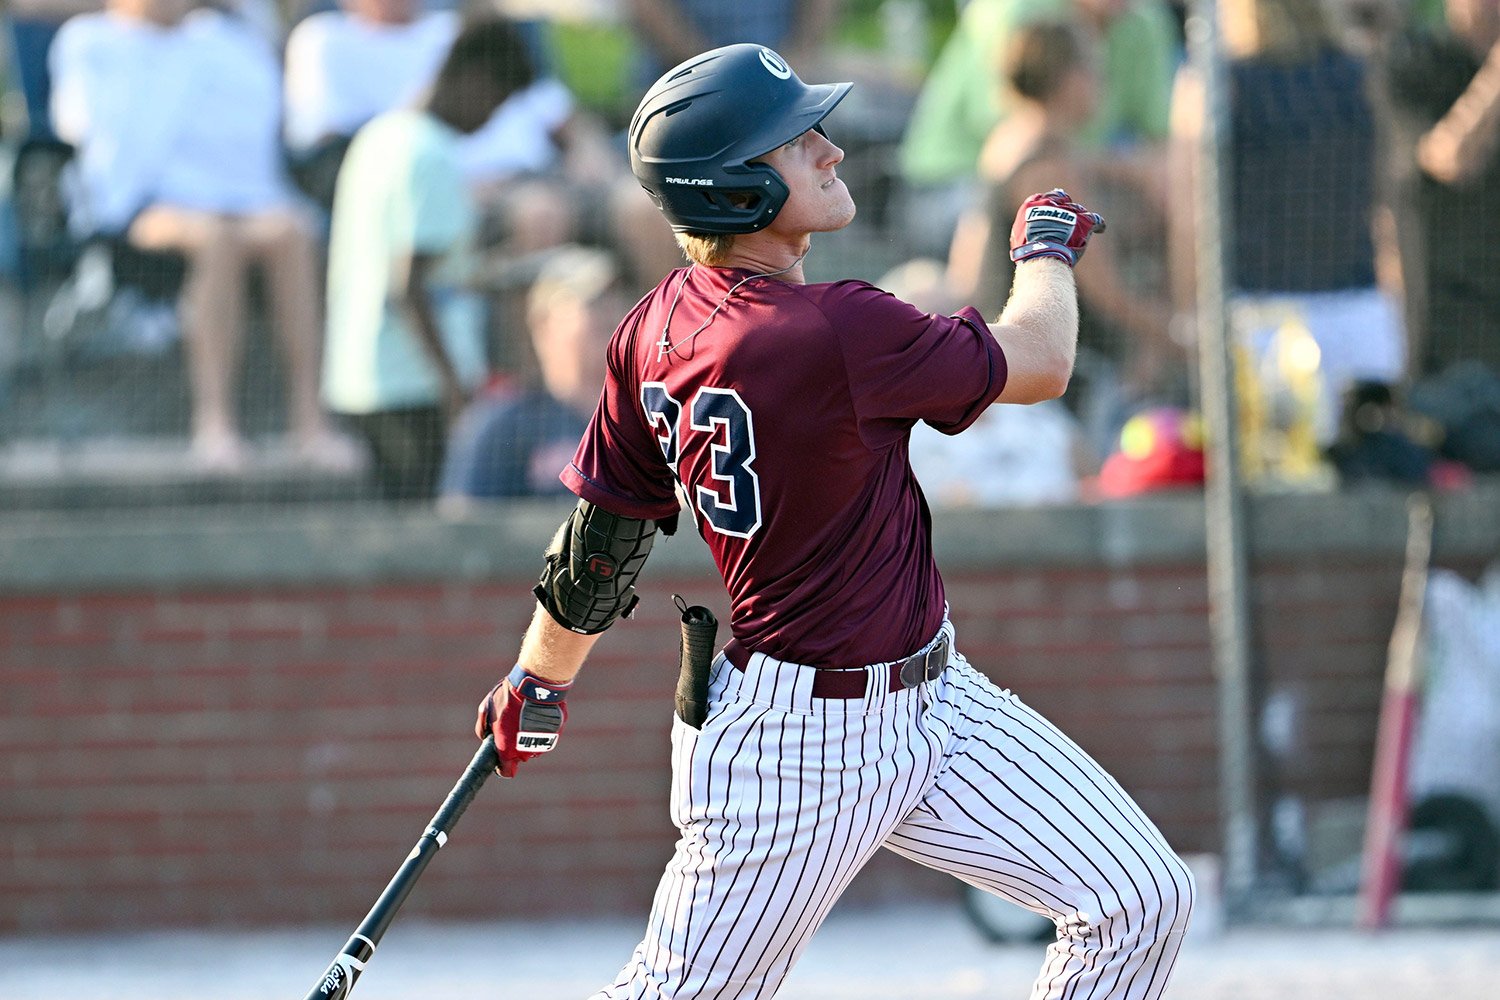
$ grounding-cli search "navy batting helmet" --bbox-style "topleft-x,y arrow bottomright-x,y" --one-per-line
628,45 -> 853,235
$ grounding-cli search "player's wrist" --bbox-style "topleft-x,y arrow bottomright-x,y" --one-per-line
1009,188 -> 1105,268
507,664 -> 573,702
1010,242 -> 1078,267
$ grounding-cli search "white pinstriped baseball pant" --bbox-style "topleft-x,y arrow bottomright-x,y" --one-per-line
591,619 -> 1195,999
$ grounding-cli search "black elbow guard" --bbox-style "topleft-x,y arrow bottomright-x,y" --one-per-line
534,499 -> 656,634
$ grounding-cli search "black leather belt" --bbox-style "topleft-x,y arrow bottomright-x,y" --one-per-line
722,634 -> 950,699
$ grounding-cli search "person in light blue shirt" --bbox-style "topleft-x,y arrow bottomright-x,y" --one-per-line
322,16 -> 534,500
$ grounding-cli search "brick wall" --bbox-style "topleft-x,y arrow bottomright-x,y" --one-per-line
7,488 -> 1499,934
0,549 -> 1436,934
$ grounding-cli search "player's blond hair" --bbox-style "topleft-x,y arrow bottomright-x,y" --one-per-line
675,231 -> 737,267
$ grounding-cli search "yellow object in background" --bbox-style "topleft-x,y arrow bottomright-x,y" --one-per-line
1266,314 -> 1326,483
1234,310 -> 1336,490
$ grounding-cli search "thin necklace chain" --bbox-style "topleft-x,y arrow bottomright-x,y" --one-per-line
654,255 -> 806,363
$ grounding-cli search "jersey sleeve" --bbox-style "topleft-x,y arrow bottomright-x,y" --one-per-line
561,316 -> 682,520
822,282 -> 1008,450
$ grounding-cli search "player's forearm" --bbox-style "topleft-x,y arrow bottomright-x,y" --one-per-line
992,259 -> 1078,403
516,604 -> 600,686
520,499 -> 655,684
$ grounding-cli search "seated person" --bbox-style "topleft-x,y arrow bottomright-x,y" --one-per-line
50,0 -> 350,471
455,37 -> 679,290
282,0 -> 458,194
909,399 -> 1088,506
879,257 -> 1091,505
946,19 -> 1179,457
439,245 -> 624,505
898,0 -> 1178,256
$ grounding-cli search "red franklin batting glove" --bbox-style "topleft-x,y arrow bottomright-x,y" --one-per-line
474,665 -> 571,778
1010,188 -> 1106,267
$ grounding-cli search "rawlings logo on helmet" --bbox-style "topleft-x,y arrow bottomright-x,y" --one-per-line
758,48 -> 792,79
665,176 -> 715,186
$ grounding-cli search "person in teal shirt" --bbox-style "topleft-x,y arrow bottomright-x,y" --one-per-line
897,0 -> 1179,253
323,16 -> 535,500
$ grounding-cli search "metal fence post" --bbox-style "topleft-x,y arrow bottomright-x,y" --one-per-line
1187,0 -> 1261,910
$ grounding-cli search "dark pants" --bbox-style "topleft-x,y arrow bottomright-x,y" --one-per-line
345,406 -> 446,501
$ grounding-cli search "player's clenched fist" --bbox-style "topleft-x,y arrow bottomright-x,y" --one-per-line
475,665 -> 571,777
1010,188 -> 1106,267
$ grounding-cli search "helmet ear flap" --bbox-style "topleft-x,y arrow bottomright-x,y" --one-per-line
698,185 -> 769,230
709,186 -> 762,213
661,167 -> 788,234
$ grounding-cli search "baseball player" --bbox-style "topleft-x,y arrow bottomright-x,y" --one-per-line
475,44 -> 1195,999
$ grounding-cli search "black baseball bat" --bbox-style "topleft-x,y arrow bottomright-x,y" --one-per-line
302,735 -> 499,1000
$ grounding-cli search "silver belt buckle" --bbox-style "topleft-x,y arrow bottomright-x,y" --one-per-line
900,636 -> 948,689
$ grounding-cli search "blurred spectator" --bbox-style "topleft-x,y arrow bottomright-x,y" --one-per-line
910,399 -> 1088,505
1384,0 -> 1500,378
50,0 -> 348,472
879,257 -> 1090,506
1170,0 -> 1405,451
946,18 -> 1178,458
897,0 -> 1179,256
211,0 -> 280,43
456,48 -> 679,293
321,16 -> 517,501
1096,406 -> 1206,497
625,0 -> 842,84
1324,379 -> 1436,486
438,245 -> 625,506
282,0 -> 458,205
1408,360 -> 1500,474
5,1 -> 106,141
283,2 -> 678,288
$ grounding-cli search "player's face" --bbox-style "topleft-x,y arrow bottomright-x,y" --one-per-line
757,128 -> 856,236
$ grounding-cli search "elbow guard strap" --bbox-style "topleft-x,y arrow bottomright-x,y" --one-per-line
534,499 -> 656,635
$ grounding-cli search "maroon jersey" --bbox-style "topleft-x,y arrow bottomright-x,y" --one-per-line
563,265 -> 1006,666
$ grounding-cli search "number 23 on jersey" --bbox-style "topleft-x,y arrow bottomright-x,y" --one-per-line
642,383 -> 763,538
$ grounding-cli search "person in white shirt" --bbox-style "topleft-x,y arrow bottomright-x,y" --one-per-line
51,0 -> 351,472
282,0 -> 679,287
282,0 -> 457,156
